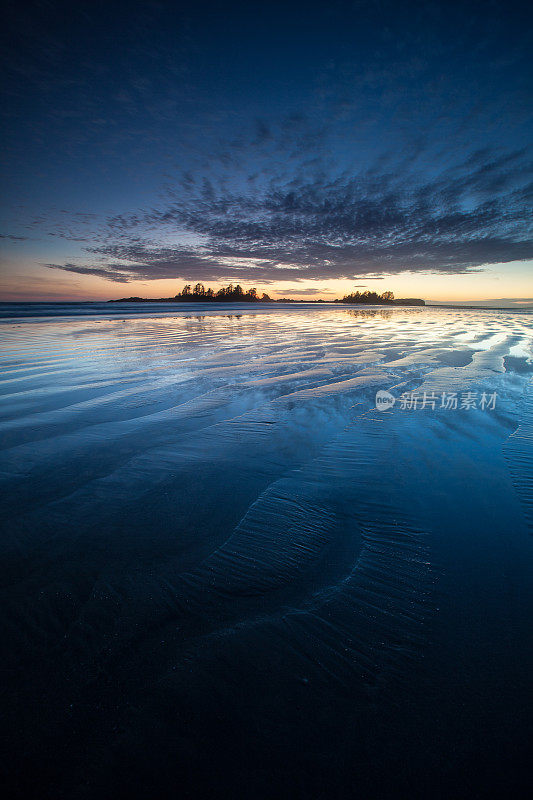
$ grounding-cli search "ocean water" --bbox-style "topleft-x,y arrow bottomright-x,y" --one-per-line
1,302 -> 532,798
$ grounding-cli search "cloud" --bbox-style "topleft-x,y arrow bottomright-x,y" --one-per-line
45,140 -> 532,285
273,287 -> 337,295
45,264 -> 131,283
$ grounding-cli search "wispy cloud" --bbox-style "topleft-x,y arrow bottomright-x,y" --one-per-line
45,264 -> 130,283
46,142 -> 532,284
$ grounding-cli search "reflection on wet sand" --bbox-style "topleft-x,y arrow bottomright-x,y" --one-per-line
0,304 -> 532,799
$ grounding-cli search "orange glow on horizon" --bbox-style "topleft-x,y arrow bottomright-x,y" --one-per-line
1,260 -> 531,306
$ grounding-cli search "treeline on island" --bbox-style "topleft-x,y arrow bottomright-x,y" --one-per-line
111,284 -> 425,305
336,290 -> 394,304
334,290 -> 424,306
174,283 -> 269,301
113,283 -> 271,303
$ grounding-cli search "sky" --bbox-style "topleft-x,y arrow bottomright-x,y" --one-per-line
1,0 -> 532,304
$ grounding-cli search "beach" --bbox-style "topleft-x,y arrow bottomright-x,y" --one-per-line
1,302 -> 532,798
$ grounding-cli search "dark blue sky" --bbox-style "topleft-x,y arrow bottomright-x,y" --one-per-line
1,0 -> 532,301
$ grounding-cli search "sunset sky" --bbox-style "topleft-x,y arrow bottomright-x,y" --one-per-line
1,0 -> 531,305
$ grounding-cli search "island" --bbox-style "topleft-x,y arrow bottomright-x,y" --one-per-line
110,284 -> 425,306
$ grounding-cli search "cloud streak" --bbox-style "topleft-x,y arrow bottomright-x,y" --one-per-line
46,142 -> 532,284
